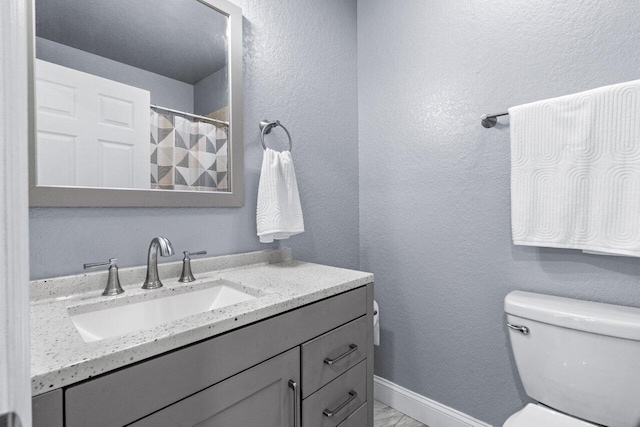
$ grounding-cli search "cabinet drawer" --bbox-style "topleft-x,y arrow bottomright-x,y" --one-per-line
302,316 -> 367,397
302,360 -> 367,427
337,402 -> 367,427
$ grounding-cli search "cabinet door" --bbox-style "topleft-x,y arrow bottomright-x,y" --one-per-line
130,347 -> 300,427
32,390 -> 63,427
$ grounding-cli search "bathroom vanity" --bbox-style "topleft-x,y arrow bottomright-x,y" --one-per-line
30,249 -> 374,426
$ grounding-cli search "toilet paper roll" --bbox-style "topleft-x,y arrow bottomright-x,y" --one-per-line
373,300 -> 380,346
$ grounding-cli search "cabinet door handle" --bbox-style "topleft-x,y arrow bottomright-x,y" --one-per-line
322,390 -> 357,417
288,380 -> 299,427
324,344 -> 358,365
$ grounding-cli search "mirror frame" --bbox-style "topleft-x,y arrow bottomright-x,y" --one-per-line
28,0 -> 244,207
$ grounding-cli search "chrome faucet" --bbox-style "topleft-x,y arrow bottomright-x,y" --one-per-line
142,237 -> 174,289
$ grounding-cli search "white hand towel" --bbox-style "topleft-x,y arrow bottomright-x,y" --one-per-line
257,148 -> 304,243
510,79 -> 640,257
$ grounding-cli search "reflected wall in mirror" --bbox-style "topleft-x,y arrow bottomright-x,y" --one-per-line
30,0 -> 244,207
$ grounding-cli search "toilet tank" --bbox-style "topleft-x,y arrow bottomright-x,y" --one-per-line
505,291 -> 640,427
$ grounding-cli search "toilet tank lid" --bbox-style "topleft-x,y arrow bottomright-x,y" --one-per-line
505,291 -> 640,341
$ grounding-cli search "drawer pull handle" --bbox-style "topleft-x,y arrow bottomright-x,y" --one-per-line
288,380 -> 299,427
323,390 -> 357,417
324,344 -> 358,365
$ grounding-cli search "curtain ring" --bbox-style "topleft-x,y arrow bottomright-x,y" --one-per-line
260,120 -> 293,152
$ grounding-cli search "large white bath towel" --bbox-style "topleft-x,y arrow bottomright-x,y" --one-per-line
257,148 -> 304,243
510,80 -> 640,257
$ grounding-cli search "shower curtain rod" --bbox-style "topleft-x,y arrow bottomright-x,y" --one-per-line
481,111 -> 509,128
151,104 -> 229,127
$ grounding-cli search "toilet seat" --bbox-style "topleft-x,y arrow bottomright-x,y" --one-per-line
504,404 -> 598,427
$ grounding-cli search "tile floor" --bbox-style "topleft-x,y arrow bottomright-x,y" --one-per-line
374,400 -> 428,427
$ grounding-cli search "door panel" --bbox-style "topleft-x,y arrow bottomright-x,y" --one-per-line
0,0 -> 31,423
129,347 -> 300,427
35,59 -> 150,189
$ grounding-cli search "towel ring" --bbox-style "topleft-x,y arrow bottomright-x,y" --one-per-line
260,120 -> 292,152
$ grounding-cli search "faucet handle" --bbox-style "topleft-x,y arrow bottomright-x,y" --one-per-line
84,258 -> 118,270
179,251 -> 207,283
84,258 -> 124,296
183,250 -> 207,260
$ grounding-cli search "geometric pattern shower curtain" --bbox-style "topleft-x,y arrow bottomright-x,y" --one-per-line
150,110 -> 229,191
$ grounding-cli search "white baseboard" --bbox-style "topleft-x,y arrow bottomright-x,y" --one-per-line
374,376 -> 493,427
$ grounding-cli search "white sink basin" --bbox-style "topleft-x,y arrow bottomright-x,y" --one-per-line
68,280 -> 261,342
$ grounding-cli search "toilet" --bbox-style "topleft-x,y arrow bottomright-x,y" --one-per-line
503,291 -> 640,427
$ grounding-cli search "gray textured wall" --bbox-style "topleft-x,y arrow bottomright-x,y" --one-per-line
358,0 -> 640,425
36,0 -> 229,85
36,37 -> 195,112
194,66 -> 228,116
30,0 -> 359,279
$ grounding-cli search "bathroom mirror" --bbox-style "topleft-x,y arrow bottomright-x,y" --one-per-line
29,0 -> 243,207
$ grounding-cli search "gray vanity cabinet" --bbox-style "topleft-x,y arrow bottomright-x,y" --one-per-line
130,347 -> 300,427
35,284 -> 374,427
32,389 -> 63,427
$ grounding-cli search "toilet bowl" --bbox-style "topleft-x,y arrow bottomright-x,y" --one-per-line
504,404 -> 596,427
503,291 -> 640,427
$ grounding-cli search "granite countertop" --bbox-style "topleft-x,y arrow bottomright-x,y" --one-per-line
30,249 -> 373,396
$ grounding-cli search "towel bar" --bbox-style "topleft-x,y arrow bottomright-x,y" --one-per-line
260,120 -> 293,151
481,111 -> 509,128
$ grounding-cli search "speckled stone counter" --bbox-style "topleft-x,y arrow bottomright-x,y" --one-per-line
30,249 -> 373,396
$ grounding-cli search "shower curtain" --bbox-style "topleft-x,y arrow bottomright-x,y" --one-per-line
150,110 -> 228,191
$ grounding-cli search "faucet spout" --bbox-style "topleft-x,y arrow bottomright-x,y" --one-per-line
142,236 -> 174,289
